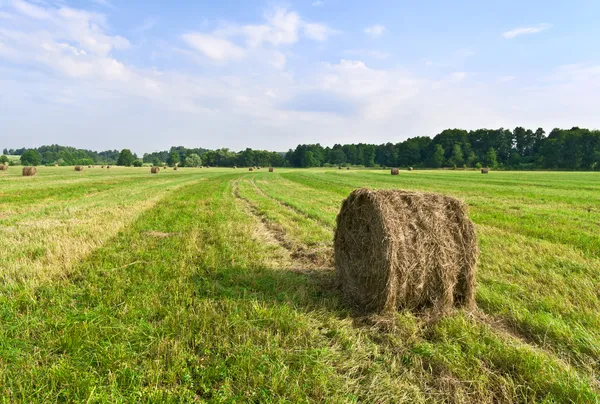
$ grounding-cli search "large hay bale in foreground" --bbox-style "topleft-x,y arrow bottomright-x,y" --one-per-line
269,167 -> 274,172
22,167 -> 37,177
481,168 -> 489,174
391,168 -> 399,175
151,166 -> 160,174
334,188 -> 477,314
0,165 -> 8,171
74,166 -> 84,171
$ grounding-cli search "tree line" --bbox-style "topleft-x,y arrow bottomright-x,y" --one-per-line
4,127 -> 600,170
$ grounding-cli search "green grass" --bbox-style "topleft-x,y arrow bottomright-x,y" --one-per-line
0,166 -> 599,402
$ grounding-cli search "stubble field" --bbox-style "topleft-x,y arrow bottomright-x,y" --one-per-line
1,166 -> 599,402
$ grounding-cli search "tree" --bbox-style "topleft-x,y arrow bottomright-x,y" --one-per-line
186,153 -> 202,167
485,148 -> 498,168
0,155 -> 8,164
152,157 -> 161,167
133,160 -> 143,167
117,149 -> 135,166
167,151 -> 179,167
20,149 -> 42,166
429,144 -> 445,168
449,144 -> 464,166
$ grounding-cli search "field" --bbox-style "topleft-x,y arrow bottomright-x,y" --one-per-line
1,166 -> 599,402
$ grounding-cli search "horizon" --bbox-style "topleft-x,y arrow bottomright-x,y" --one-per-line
1,0 -> 599,154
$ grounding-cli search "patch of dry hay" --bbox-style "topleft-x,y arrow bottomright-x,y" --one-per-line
269,167 -> 274,172
409,167 -> 414,171
101,165 -> 105,168
74,166 -> 84,171
249,167 -> 254,172
334,188 -> 478,314
0,165 -> 8,171
481,168 -> 489,174
173,166 -> 178,171
151,166 -> 160,174
22,167 -> 37,176
391,168 -> 399,175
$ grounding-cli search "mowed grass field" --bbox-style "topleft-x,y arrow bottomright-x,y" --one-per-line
1,166 -> 599,402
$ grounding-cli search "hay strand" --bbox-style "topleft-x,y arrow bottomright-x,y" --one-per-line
334,188 -> 478,314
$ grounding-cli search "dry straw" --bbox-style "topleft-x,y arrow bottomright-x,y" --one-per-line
249,167 -> 254,171
334,188 -> 478,314
391,168 -> 399,175
22,167 -> 38,176
173,166 -> 178,171
409,167 -> 414,171
74,166 -> 84,171
0,165 -> 8,171
269,167 -> 274,172
151,166 -> 160,174
101,165 -> 105,168
106,165 -> 111,169
481,168 -> 489,174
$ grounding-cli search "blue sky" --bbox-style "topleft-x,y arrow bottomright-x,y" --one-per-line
1,0 -> 599,153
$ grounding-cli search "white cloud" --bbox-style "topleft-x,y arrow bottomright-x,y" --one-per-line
502,23 -> 551,39
364,24 -> 385,38
498,75 -> 516,83
449,72 -> 468,82
243,9 -> 301,47
303,22 -> 338,41
181,33 -> 245,62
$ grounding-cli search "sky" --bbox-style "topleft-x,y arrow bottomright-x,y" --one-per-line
1,0 -> 599,154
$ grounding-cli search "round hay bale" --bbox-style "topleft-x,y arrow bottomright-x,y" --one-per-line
233,166 -> 237,169
269,167 -> 274,172
163,166 -> 168,169
408,167 -> 414,171
346,167 -> 350,170
249,167 -> 254,172
88,165 -> 92,169
334,188 -> 478,314
151,166 -> 160,174
22,166 -> 38,177
106,165 -> 111,169
481,168 -> 489,174
0,164 -> 8,171
338,166 -> 342,170
391,168 -> 399,175
101,165 -> 105,168
173,166 -> 178,171
74,166 -> 84,171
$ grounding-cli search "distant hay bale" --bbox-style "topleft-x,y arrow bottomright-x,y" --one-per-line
269,167 -> 274,172
481,168 -> 489,174
249,167 -> 254,172
164,166 -> 167,169
22,167 -> 37,177
106,165 -> 111,169
233,166 -> 237,169
257,166 -> 261,170
0,164 -> 8,171
391,168 -> 399,175
88,165 -> 92,168
74,166 -> 84,171
338,166 -> 342,170
346,167 -> 350,170
151,166 -> 160,174
334,188 -> 478,314
173,166 -> 178,171
101,165 -> 105,168
409,167 -> 414,171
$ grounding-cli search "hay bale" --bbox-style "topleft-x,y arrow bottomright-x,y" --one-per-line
338,166 -> 342,170
481,168 -> 489,174
409,167 -> 414,171
269,167 -> 274,172
164,166 -> 167,169
249,167 -> 254,172
0,164 -> 8,171
233,166 -> 237,169
151,166 -> 160,174
74,166 -> 84,171
334,188 -> 477,314
346,167 -> 350,170
391,168 -> 399,175
88,165 -> 92,168
101,165 -> 105,168
173,166 -> 178,171
22,167 -> 37,176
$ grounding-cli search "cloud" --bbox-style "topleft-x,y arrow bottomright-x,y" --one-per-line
498,75 -> 516,83
364,24 -> 385,38
343,49 -> 390,60
312,1 -> 324,6
181,33 -> 245,62
303,22 -> 338,41
132,17 -> 157,33
502,23 -> 551,39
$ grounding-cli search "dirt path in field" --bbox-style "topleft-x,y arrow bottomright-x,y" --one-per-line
233,180 -> 333,269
